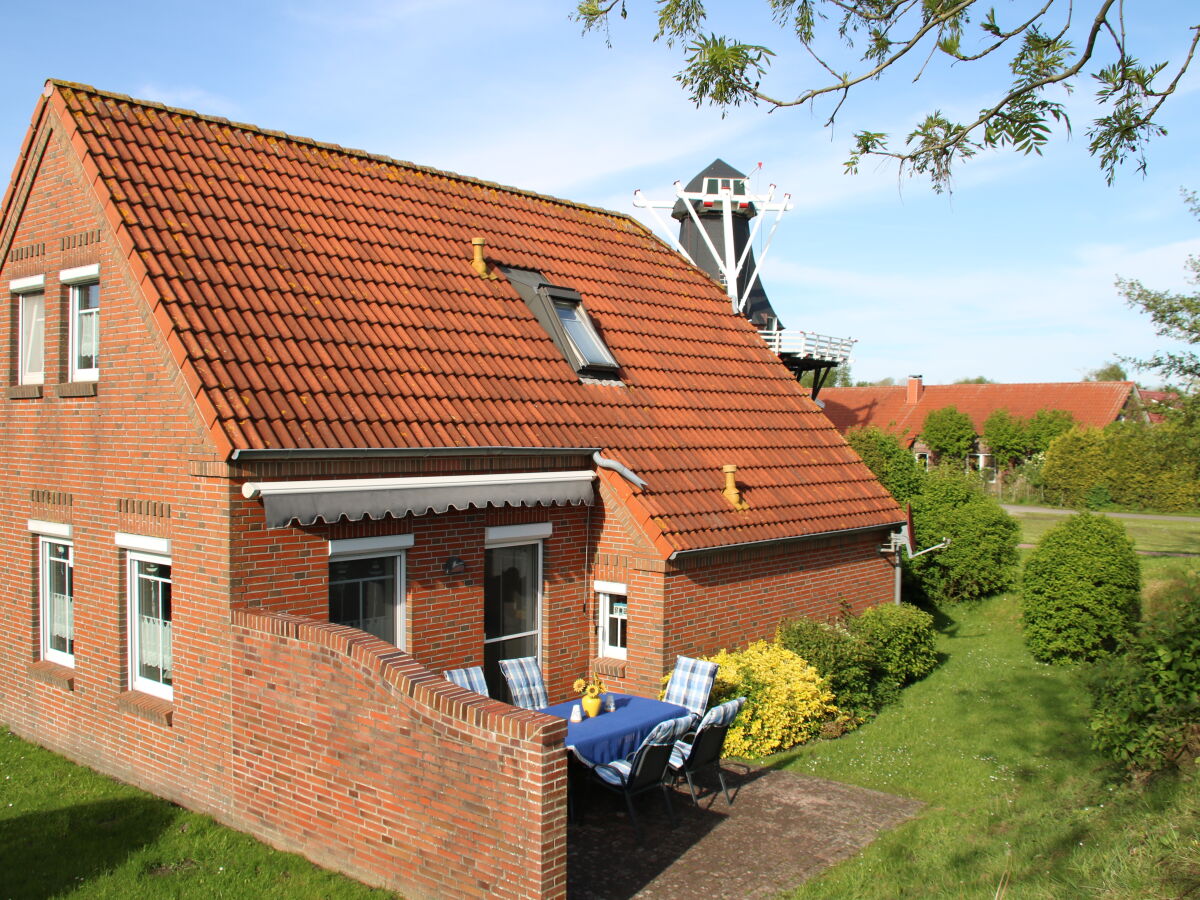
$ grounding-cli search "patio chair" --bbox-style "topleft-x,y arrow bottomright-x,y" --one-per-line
579,714 -> 693,840
669,696 -> 746,806
662,655 -> 719,720
497,656 -> 548,709
443,666 -> 489,696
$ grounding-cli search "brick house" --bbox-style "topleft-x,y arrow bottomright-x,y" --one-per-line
0,81 -> 902,898
821,375 -> 1148,469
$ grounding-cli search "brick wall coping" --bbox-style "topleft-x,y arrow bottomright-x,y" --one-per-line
231,608 -> 568,747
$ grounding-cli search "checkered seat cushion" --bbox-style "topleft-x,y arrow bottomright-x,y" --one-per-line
662,656 -> 719,718
497,656 -> 549,709
443,666 -> 489,696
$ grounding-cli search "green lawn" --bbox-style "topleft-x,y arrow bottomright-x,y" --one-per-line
777,568 -> 1200,899
0,728 -> 395,899
1009,508 -> 1200,555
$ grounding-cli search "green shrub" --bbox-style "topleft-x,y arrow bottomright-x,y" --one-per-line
1089,574 -> 1200,776
845,426 -> 927,503
906,467 -> 1020,604
777,617 -> 895,716
705,641 -> 838,758
1021,513 -> 1141,663
847,602 -> 938,685
1042,426 -> 1107,507
920,406 -> 976,462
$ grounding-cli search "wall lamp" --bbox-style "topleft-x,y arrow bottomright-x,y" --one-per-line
442,556 -> 467,576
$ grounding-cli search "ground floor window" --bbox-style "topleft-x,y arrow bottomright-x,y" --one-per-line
40,538 -> 74,667
329,554 -> 404,646
483,539 -> 542,700
595,580 -> 627,660
129,552 -> 172,700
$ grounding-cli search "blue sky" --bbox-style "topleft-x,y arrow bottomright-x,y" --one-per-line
1,0 -> 1197,385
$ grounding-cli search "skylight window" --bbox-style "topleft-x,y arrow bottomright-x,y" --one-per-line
500,267 -> 621,380
553,298 -> 618,370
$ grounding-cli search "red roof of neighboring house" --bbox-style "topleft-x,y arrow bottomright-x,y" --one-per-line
821,378 -> 1142,446
5,81 -> 902,555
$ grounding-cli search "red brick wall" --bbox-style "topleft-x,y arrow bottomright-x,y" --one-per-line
0,120 -> 236,820
662,529 -> 896,662
230,610 -> 567,900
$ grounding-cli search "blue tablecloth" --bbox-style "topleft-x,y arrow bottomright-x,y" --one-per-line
539,694 -> 691,765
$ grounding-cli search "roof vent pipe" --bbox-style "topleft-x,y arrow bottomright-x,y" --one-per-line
470,236 -> 490,277
722,464 -> 749,511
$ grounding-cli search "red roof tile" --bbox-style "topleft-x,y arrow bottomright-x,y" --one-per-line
20,80 -> 903,554
821,379 -> 1143,445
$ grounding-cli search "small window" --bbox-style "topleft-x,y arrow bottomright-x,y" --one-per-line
69,281 -> 99,382
19,291 -> 45,385
596,581 -> 628,661
128,552 -> 172,700
40,538 -> 74,667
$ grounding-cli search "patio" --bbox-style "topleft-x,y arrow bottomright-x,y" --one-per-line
567,764 -> 923,899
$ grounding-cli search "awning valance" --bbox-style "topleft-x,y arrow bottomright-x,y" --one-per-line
241,470 -> 596,528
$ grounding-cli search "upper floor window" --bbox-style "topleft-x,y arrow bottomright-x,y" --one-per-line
61,265 -> 99,382
10,275 -> 45,385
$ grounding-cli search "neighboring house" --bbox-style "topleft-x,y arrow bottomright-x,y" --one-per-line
0,82 -> 902,898
821,375 -> 1148,469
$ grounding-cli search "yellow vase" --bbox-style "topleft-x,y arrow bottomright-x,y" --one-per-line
582,695 -> 602,718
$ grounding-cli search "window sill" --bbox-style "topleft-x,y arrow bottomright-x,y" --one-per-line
55,382 -> 98,398
593,657 -> 627,679
117,690 -> 173,727
27,659 -> 75,691
7,384 -> 43,400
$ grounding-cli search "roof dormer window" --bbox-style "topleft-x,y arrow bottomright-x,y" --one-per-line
501,267 -> 621,380
551,292 -> 618,371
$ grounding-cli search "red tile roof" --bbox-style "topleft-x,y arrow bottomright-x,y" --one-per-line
10,81 -> 902,555
821,379 -> 1142,446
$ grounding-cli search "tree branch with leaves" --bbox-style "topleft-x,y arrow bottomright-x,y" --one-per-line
573,0 -> 1199,191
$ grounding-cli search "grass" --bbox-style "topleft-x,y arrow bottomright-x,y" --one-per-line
1008,507 -> 1200,555
0,728 -> 395,900
776,559 -> 1200,899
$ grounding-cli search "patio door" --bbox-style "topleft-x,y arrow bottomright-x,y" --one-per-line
483,541 -> 542,701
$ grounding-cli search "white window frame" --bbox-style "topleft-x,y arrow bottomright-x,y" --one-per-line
61,265 -> 99,383
17,289 -> 45,388
127,550 -> 173,701
328,536 -> 409,649
39,536 -> 75,668
482,538 -> 544,671
595,580 -> 628,661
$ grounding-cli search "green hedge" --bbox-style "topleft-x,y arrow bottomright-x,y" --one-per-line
1021,512 -> 1141,663
850,602 -> 938,684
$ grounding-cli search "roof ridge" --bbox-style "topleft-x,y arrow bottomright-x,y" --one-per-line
47,79 -> 652,234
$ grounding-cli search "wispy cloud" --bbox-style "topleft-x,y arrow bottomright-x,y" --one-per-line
133,84 -> 242,119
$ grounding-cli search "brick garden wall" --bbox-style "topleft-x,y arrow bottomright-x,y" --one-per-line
230,609 -> 568,899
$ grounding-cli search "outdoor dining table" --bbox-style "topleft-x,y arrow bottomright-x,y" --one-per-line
538,693 -> 692,765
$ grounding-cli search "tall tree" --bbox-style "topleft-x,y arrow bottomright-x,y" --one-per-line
982,409 -> 1027,469
574,1 -> 1199,190
1084,361 -> 1128,381
1118,190 -> 1200,393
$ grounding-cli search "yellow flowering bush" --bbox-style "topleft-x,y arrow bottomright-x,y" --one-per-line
705,641 -> 838,759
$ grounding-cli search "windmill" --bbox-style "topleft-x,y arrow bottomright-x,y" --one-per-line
634,160 -> 855,400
